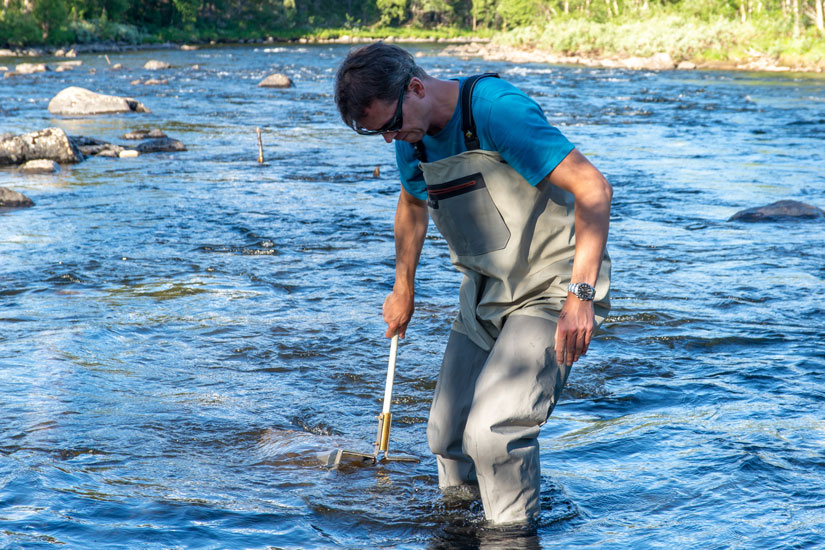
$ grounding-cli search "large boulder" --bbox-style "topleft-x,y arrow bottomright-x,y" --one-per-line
0,187 -> 34,208
258,73 -> 293,88
48,86 -> 150,116
0,128 -> 84,165
729,200 -> 825,222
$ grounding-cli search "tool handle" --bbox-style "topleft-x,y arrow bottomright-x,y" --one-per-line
382,334 -> 398,415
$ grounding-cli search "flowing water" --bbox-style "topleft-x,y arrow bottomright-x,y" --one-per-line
1,44 -> 824,549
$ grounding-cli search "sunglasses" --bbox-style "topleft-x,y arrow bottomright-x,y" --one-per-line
352,78 -> 410,136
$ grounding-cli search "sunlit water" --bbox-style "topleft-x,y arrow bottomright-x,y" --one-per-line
1,44 -> 824,549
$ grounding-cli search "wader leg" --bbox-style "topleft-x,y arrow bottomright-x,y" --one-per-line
426,329 -> 489,488
463,315 -> 569,525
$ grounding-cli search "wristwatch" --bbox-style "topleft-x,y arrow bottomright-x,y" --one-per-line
568,282 -> 596,301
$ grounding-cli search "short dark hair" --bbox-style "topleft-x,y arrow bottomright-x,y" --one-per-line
334,42 -> 426,129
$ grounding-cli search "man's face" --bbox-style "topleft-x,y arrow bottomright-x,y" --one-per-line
356,80 -> 426,144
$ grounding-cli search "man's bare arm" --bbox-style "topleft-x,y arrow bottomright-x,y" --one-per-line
543,148 -> 612,366
383,186 -> 429,338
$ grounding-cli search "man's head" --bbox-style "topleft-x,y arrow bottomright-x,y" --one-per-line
334,42 -> 426,135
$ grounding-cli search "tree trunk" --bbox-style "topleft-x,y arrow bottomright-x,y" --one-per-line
816,0 -> 824,31
793,0 -> 800,36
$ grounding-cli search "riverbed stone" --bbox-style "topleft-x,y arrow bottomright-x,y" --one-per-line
48,86 -> 150,115
15,62 -> 48,74
119,150 -> 140,158
144,60 -> 171,70
0,128 -> 84,165
258,73 -> 293,88
122,129 -> 167,140
19,159 -> 60,174
68,136 -> 123,157
54,60 -> 82,72
134,138 -> 186,153
729,200 -> 825,222
0,187 -> 34,208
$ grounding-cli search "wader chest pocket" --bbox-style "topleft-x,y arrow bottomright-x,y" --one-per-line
426,173 -> 511,256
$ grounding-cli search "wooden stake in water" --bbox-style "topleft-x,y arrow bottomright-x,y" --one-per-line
256,127 -> 264,164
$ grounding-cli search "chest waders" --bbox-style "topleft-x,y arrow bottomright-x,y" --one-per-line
416,74 -> 611,352
420,74 -> 612,525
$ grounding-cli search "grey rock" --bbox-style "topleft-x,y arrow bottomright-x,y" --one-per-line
68,135 -> 123,157
4,71 -> 23,78
144,60 -> 171,70
0,187 -> 34,208
122,129 -> 167,140
0,128 -> 84,165
258,73 -> 293,88
729,200 -> 825,222
48,86 -> 150,115
134,138 -> 186,153
19,159 -> 60,174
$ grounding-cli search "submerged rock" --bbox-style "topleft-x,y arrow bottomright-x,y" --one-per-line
134,138 -> 186,153
0,128 -> 84,165
19,159 -> 60,174
54,60 -> 82,72
68,135 -> 123,157
0,187 -> 34,208
729,200 -> 825,222
258,73 -> 293,88
48,86 -> 150,115
122,129 -> 167,140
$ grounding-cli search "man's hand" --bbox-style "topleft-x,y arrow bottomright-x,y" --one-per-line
554,296 -> 595,367
383,288 -> 414,338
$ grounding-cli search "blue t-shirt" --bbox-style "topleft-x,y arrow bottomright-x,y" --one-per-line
396,76 -> 575,201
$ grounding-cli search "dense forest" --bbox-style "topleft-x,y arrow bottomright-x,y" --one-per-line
1,0 -> 823,66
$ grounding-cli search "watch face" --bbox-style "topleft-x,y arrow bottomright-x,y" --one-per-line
575,283 -> 595,300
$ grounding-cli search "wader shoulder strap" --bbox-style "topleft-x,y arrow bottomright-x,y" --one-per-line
413,73 -> 500,162
460,72 -> 499,151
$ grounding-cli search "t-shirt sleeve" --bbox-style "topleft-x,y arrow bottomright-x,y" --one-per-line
395,140 -> 428,200
477,91 -> 575,186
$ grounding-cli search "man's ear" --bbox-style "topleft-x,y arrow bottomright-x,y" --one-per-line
408,77 -> 425,98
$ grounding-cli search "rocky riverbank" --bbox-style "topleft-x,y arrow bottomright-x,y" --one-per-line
438,42 -> 825,74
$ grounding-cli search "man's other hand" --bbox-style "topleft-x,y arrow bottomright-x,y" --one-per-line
554,297 -> 595,367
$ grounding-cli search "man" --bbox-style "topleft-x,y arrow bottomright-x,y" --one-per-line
334,42 -> 612,527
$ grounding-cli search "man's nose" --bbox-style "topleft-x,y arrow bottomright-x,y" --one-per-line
382,132 -> 397,143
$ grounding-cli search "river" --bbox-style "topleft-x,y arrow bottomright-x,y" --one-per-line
1,43 -> 824,549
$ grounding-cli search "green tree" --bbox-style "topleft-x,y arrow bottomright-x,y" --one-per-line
377,0 -> 407,24
472,0 -> 497,28
32,0 -> 68,39
172,0 -> 201,25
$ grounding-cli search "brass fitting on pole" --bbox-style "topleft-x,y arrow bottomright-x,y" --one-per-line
375,412 -> 391,455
